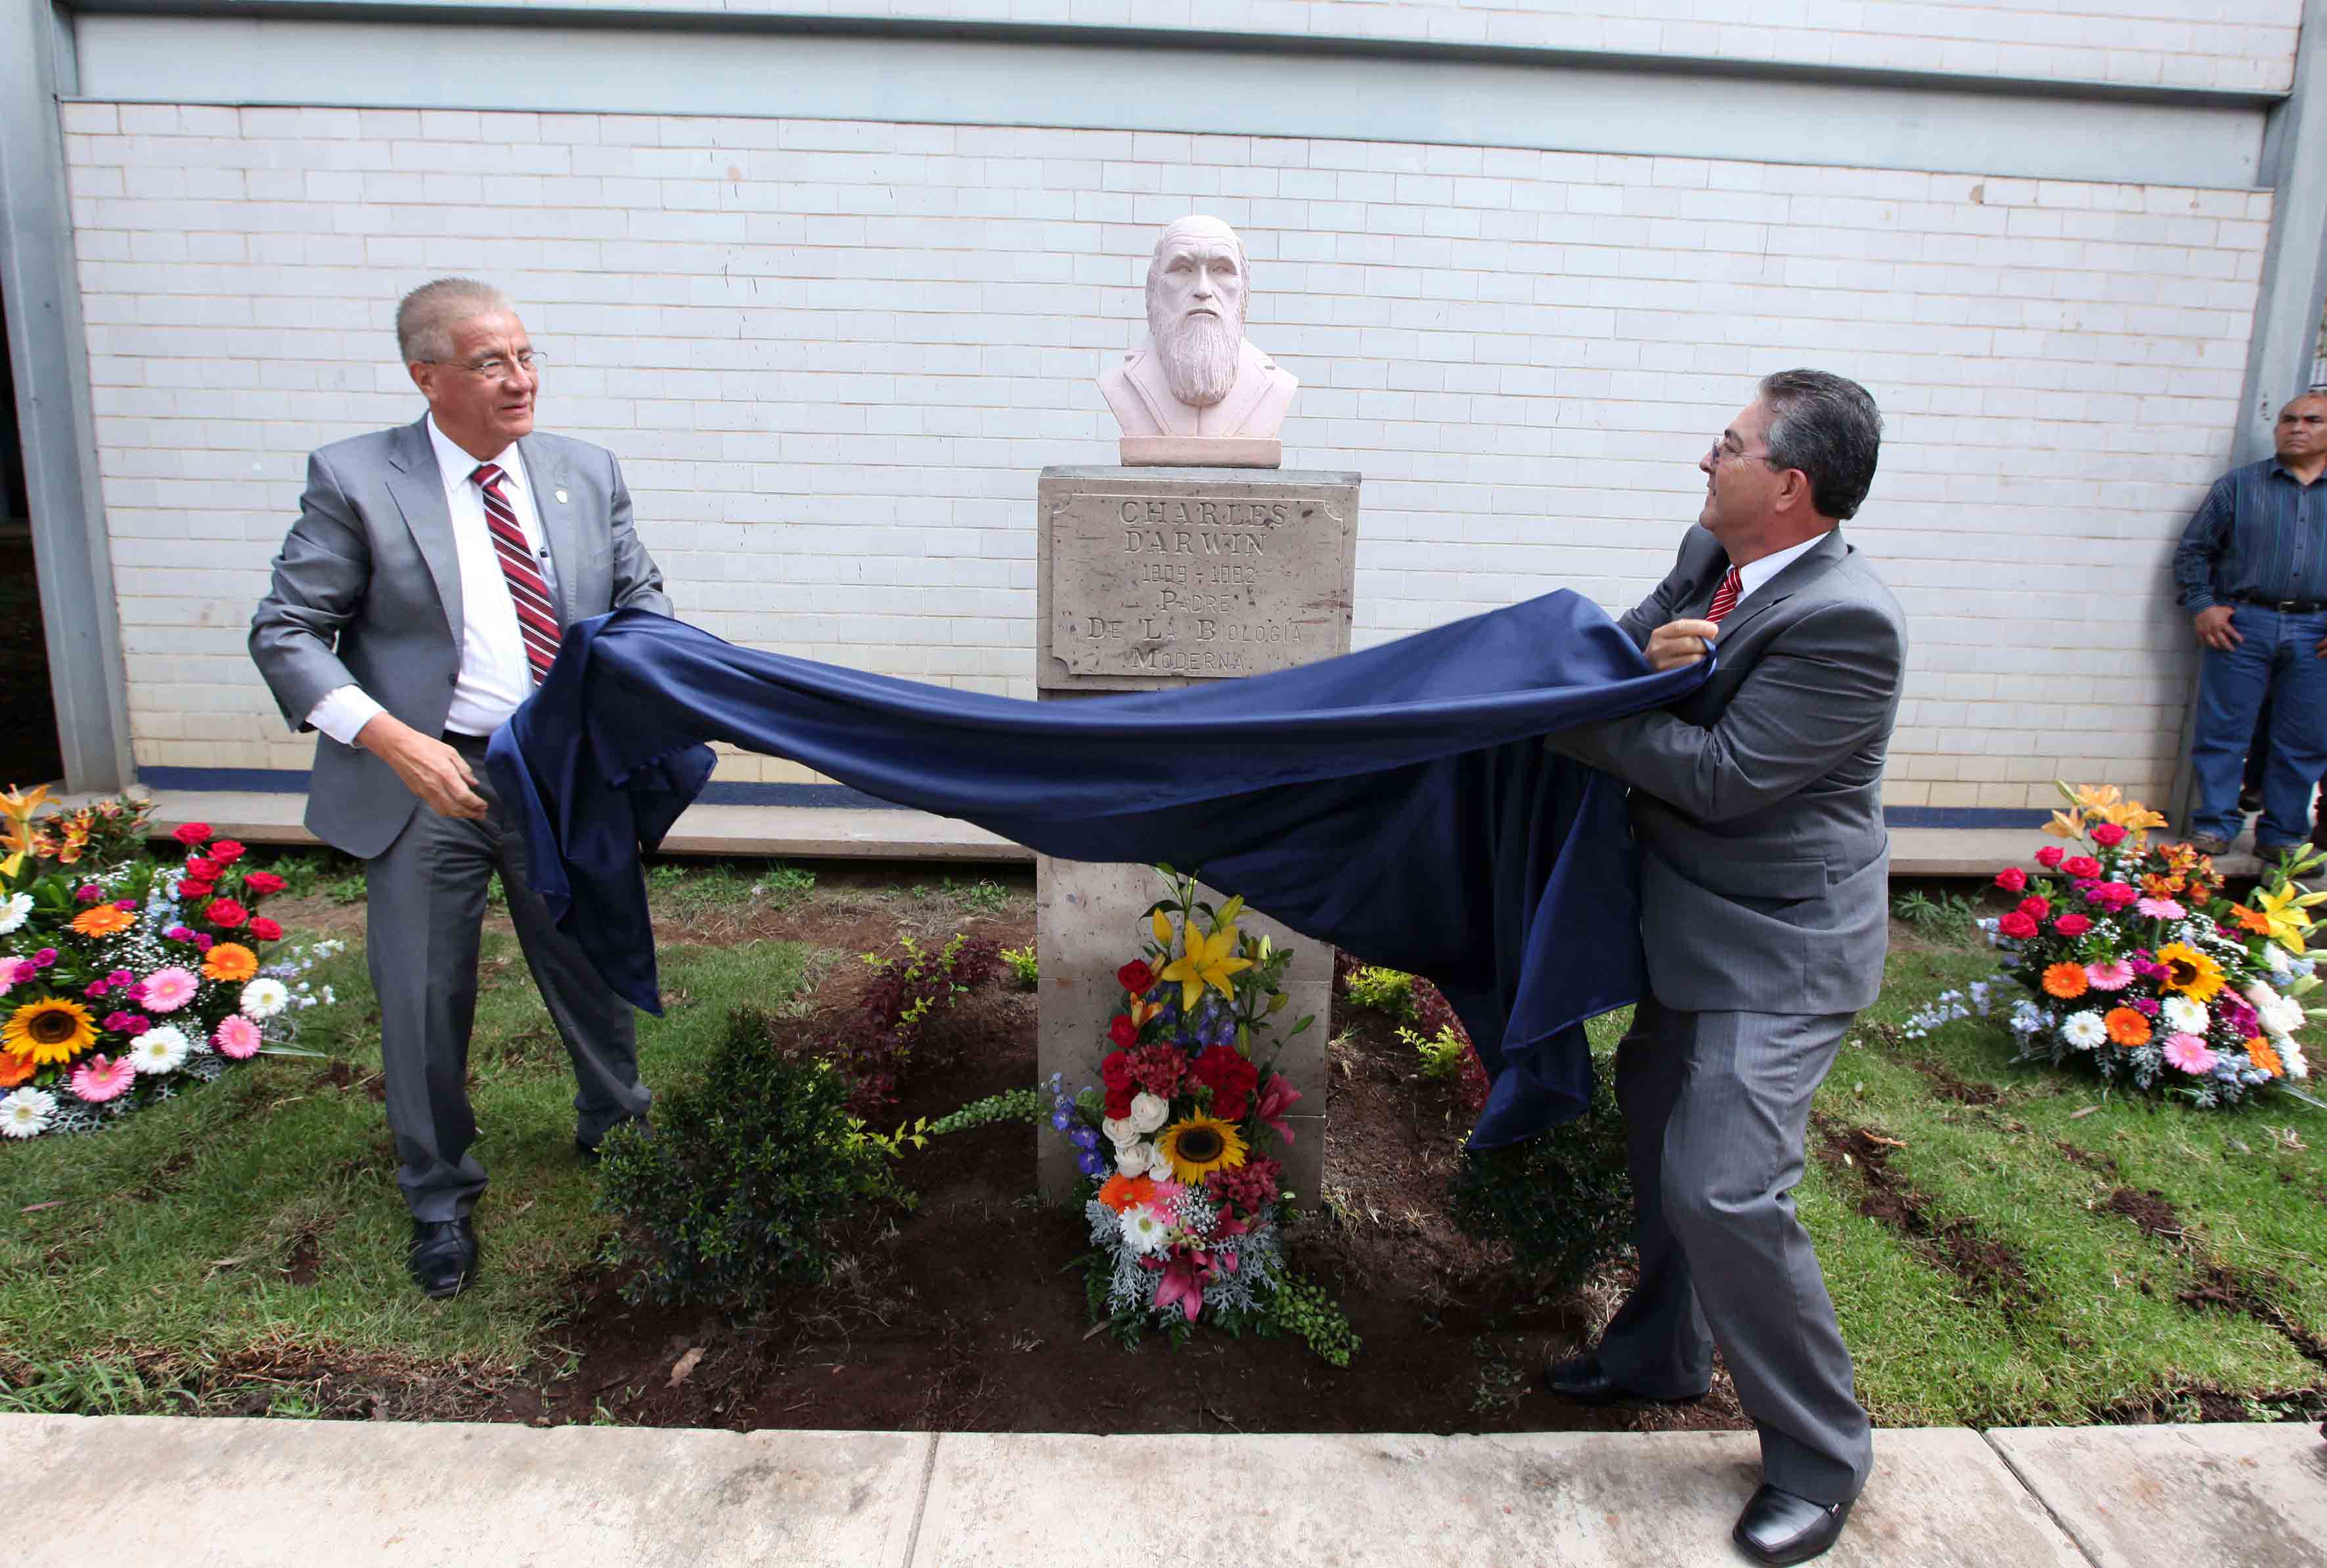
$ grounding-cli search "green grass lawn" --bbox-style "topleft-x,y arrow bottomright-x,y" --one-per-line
2,861 -> 2320,1427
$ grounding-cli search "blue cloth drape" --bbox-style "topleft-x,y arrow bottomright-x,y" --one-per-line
487,594 -> 1710,1145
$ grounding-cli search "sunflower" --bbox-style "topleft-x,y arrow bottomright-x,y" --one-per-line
1157,1114 -> 1248,1183
2041,962 -> 2089,999
202,942 -> 258,983
3,998 -> 97,1066
2246,1037 -> 2284,1078
68,904 -> 134,938
2102,1007 -> 2152,1047
2154,942 -> 2226,1003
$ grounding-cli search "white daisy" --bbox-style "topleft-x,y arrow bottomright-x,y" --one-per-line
127,1025 -> 192,1075
2160,995 -> 2210,1036
0,892 -> 31,936
0,1087 -> 56,1138
1129,1092 -> 1169,1134
239,978 -> 290,1019
1120,1203 -> 1170,1254
2060,1011 -> 2108,1051
1115,1140 -> 1155,1177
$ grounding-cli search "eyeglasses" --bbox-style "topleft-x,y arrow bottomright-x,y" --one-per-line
423,350 -> 546,379
1706,435 -> 1773,467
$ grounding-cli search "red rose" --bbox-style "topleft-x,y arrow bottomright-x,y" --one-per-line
2052,913 -> 2093,936
211,840 -> 246,864
1994,867 -> 2028,893
205,898 -> 248,928
1116,959 -> 1155,995
248,917 -> 283,942
1998,911 -> 2039,940
2017,896 -> 2052,919
185,857 -> 223,881
1101,1050 -> 1133,1091
179,881 -> 216,901
1104,1090 -> 1134,1121
2064,856 -> 2102,879
243,871 -> 288,897
173,822 -> 212,846
1107,1014 -> 1138,1049
1191,1045 -> 1260,1120
2034,846 -> 2065,869
2089,823 -> 2128,847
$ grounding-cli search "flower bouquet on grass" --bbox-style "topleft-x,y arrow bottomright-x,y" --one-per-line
0,791 -> 336,1139
1976,783 -> 2324,1110
1046,867 -> 1358,1364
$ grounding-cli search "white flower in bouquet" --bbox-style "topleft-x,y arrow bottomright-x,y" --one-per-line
2161,995 -> 2210,1037
2060,1011 -> 2108,1051
1120,1203 -> 1171,1255
1145,1143 -> 1175,1182
0,1087 -> 56,1138
1102,1114 -> 1138,1148
240,978 -> 290,1019
1116,1140 -> 1156,1177
2244,981 -> 2306,1040
2008,999 -> 2046,1036
127,1024 -> 193,1075
2279,1039 -> 2310,1079
0,892 -> 31,936
1129,1092 -> 1168,1134
2264,944 -> 2295,978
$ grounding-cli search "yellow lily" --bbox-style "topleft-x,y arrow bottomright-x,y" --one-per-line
2255,882 -> 2327,955
1151,908 -> 1174,949
0,783 -> 48,859
1158,922 -> 1253,1011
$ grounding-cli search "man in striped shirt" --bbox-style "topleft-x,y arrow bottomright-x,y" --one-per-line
2173,393 -> 2327,855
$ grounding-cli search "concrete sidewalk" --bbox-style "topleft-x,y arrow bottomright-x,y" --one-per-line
5,1415 -> 2320,1567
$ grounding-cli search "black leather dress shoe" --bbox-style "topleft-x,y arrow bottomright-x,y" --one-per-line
1733,1484 -> 1852,1566
407,1217 -> 478,1300
1540,1352 -> 1706,1406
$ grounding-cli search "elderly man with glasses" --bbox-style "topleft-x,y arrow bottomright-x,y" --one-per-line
250,278 -> 671,1299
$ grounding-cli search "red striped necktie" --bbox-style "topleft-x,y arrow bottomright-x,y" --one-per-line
1706,564 -> 1744,625
472,462 -> 560,684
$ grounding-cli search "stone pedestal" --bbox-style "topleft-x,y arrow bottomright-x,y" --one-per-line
1034,466 -> 1358,1204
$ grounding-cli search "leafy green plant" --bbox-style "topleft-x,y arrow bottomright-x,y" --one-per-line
828,930 -> 1002,1111
945,876 -> 1013,916
758,864 -> 817,907
1260,1272 -> 1360,1367
1000,944 -> 1039,990
1399,1022 -> 1469,1080
1448,1051 -> 1631,1292
324,870 -> 368,905
930,1087 -> 1047,1134
596,1008 -> 908,1307
1345,965 -> 1419,1019
1890,888 -> 1983,945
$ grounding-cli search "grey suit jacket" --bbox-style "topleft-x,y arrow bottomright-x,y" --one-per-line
248,417 -> 673,860
1553,525 -> 1905,1015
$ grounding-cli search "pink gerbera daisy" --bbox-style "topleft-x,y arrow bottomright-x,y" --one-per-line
139,967 -> 199,1014
69,1053 -> 135,1103
212,1014 -> 263,1060
2163,1034 -> 2218,1074
2085,960 -> 2135,991
2136,897 -> 2186,921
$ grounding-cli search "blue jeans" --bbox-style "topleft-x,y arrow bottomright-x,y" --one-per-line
2190,605 -> 2327,846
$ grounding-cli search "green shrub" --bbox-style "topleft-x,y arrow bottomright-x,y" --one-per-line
1000,944 -> 1039,990
1398,1022 -> 1469,1080
1447,1051 -> 1631,1292
1345,965 -> 1419,1018
596,1008 -> 904,1307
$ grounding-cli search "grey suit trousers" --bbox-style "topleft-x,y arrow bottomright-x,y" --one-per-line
1597,997 -> 1873,1505
368,731 -> 649,1221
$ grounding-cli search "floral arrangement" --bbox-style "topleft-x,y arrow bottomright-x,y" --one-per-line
1974,783 -> 2324,1110
1,788 -> 333,1139
1048,868 -> 1356,1360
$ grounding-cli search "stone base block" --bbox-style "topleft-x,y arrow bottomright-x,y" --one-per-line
1119,435 -> 1281,467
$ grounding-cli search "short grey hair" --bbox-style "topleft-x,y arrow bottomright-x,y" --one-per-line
1759,368 -> 1883,521
395,278 -> 512,364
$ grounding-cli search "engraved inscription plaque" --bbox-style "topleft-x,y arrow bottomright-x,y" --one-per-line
1037,466 -> 1358,690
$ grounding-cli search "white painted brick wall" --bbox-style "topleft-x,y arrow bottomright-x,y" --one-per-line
59,102 -> 2273,808
382,0 -> 2305,94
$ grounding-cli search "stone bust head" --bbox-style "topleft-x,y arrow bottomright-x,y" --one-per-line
1101,215 -> 1298,462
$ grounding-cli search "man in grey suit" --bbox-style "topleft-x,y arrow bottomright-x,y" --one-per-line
250,278 -> 670,1299
1547,370 -> 1904,1566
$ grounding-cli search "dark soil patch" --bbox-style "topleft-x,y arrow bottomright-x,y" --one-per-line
312,1060 -> 385,1102
1811,1115 -> 2035,1313
478,906 -> 1749,1437
2093,1384 -> 2327,1425
2056,1141 -> 2121,1180
2102,1187 -> 2185,1244
1918,1062 -> 2002,1106
282,1225 -> 327,1287
2179,1266 -> 2327,1367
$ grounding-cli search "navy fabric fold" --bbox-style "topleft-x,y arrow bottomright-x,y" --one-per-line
487,593 -> 1710,1145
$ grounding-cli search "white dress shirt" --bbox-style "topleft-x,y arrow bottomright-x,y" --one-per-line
305,415 -> 558,745
1730,531 -> 1825,607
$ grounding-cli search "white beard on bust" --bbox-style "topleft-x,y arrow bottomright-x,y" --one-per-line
1152,308 -> 1242,408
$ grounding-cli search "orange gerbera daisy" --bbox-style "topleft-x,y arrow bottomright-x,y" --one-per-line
2246,1037 -> 2284,1078
202,942 -> 258,983
1097,1173 -> 1161,1213
2104,1007 -> 2152,1047
2041,962 -> 2089,999
0,1049 -> 33,1089
2226,905 -> 2272,936
68,904 -> 133,938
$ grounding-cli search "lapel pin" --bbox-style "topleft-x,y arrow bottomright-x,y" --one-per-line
554,489 -> 569,504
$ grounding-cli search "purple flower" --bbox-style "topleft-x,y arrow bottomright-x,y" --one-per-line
106,969 -> 132,985
75,884 -> 102,904
102,1011 -> 139,1032
194,934 -> 215,951
84,981 -> 109,999
1050,1108 -> 1073,1131
1076,1150 -> 1108,1178
1069,1125 -> 1099,1150
33,949 -> 56,967
114,899 -> 137,912
165,925 -> 192,942
2132,997 -> 2160,1017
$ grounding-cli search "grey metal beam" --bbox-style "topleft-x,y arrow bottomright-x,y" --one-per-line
0,0 -> 134,793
